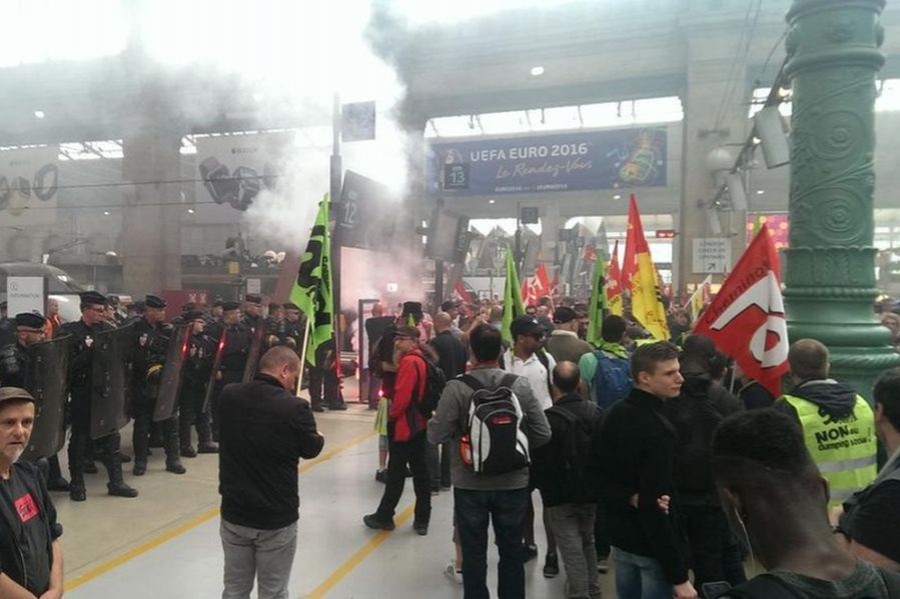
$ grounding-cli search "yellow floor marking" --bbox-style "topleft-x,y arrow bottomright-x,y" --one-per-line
305,503 -> 416,599
64,431 -> 377,592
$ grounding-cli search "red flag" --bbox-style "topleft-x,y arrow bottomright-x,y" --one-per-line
453,279 -> 472,304
535,263 -> 551,297
693,225 -> 789,396
606,240 -> 623,315
622,194 -> 641,290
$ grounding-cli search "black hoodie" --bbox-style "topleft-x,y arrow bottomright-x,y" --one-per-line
775,379 -> 859,423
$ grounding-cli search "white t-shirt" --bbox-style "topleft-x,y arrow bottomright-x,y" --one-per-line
503,349 -> 556,411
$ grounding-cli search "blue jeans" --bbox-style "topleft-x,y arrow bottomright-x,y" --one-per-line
612,546 -> 672,599
455,487 -> 530,599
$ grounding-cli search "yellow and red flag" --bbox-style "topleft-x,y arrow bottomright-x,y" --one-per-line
624,194 -> 669,340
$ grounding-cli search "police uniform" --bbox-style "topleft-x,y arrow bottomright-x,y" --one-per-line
178,311 -> 218,457
131,295 -> 185,476
208,301 -> 252,441
59,291 -> 138,501
0,313 -> 70,491
308,337 -> 344,411
282,303 -> 304,353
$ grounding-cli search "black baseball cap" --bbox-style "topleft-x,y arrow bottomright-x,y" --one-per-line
510,315 -> 545,338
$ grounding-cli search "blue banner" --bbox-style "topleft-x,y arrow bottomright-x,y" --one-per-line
427,127 -> 667,196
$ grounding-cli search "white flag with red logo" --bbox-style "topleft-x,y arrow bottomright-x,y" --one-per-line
693,225 -> 789,396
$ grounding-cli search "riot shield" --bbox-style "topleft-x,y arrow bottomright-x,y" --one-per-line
201,333 -> 227,414
91,324 -> 134,439
242,325 -> 266,383
153,324 -> 190,422
21,335 -> 71,461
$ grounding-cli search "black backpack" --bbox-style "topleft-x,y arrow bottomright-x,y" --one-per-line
459,373 -> 530,475
416,356 -> 447,416
544,403 -> 601,500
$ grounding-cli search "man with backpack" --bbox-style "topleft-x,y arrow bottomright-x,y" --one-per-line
428,324 -> 551,599
533,361 -> 603,599
502,315 -> 558,575
364,325 -> 435,535
579,315 -> 633,410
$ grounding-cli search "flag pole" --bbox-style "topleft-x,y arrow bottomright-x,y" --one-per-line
296,317 -> 312,397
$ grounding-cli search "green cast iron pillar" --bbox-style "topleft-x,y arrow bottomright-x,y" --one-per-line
783,0 -> 900,398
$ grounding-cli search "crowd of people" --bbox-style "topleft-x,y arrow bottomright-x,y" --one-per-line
2,288 -> 900,598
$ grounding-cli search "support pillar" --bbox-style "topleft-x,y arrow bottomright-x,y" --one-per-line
783,0 -> 900,395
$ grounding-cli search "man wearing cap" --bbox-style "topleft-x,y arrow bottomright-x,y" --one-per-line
242,294 -> 264,335
0,313 -> 71,492
179,310 -> 218,458
59,291 -> 137,501
503,314 -> 559,575
545,306 -> 594,366
131,295 -> 186,476
211,299 -> 225,322
208,301 -> 252,441
364,325 -> 432,534
282,303 -> 304,352
0,387 -> 64,599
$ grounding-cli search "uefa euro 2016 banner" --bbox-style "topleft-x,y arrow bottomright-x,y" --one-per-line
0,146 -> 59,225
427,127 -> 667,196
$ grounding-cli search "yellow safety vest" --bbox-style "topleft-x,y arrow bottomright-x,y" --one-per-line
782,393 -> 878,508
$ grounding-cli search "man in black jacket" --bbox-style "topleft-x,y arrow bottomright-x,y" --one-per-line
427,312 -> 468,492
533,361 -> 602,599
665,334 -> 745,592
0,387 -> 64,599
218,346 -> 325,599
596,341 -> 697,599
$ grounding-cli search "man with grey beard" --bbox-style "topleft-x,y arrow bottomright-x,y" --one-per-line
0,387 -> 64,599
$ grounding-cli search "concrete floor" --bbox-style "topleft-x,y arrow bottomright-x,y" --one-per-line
54,400 -> 616,598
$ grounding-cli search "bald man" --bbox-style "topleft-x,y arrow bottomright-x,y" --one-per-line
218,346 -> 325,599
775,339 -> 878,508
427,312 -> 468,492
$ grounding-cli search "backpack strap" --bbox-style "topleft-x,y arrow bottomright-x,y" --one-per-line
534,350 -> 554,397
879,567 -> 900,597
459,373 -> 485,392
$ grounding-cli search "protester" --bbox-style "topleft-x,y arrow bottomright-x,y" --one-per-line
596,341 -> 696,599
365,302 -> 394,410
428,312 -> 467,493
502,315 -> 558,574
0,387 -> 64,599
834,367 -> 900,570
532,361 -> 602,599
733,363 -> 775,410
665,334 -> 745,591
775,339 -> 878,507
713,409 -> 900,598
579,314 -> 632,409
428,324 -> 551,599
364,325 -> 433,535
218,346 -> 324,599
545,306 -> 594,365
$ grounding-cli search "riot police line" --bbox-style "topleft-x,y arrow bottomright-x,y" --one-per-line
0,292 -> 307,502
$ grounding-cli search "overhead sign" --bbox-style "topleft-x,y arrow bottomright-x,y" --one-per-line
693,238 -> 732,274
337,171 -> 396,251
520,207 -> 539,224
246,278 -> 261,295
0,146 -> 59,226
655,229 -> 676,239
342,101 -> 376,142
6,276 -> 45,316
427,127 -> 667,196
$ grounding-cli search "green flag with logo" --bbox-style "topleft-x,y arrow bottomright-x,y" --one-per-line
586,255 -> 609,346
501,247 -> 526,345
289,194 -> 334,366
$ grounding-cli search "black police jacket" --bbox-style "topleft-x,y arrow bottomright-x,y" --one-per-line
0,342 -> 27,387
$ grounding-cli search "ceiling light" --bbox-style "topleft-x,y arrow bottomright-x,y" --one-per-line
188,208 -> 195,214
756,190 -> 765,195
530,66 -> 544,77
103,210 -> 110,216
34,110 -> 45,119
613,194 -> 622,200
489,199 -> 496,204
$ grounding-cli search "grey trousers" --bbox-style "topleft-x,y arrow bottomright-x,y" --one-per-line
546,503 -> 601,599
221,519 -> 298,599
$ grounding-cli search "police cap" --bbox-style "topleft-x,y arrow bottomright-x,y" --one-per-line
80,291 -> 108,307
245,294 -> 262,305
14,312 -> 46,330
183,310 -> 205,322
145,295 -> 167,309
223,301 -> 241,312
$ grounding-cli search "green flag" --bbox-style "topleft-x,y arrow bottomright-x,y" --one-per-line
289,194 -> 334,366
500,247 -> 526,345
586,255 -> 609,346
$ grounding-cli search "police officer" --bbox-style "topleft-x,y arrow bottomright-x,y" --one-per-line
131,295 -> 186,476
0,301 -> 13,347
208,301 -> 252,441
0,313 -> 71,491
775,338 -> 878,508
242,294 -> 264,335
308,338 -> 345,412
282,303 -> 304,352
60,291 -> 138,501
179,310 -> 218,457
